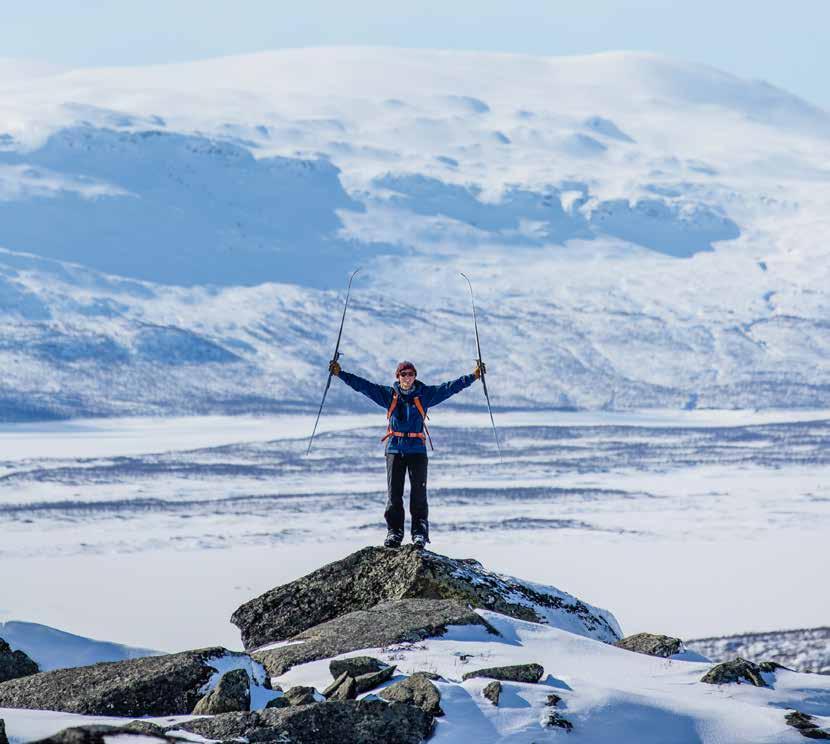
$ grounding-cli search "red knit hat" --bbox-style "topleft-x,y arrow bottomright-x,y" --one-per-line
395,360 -> 417,377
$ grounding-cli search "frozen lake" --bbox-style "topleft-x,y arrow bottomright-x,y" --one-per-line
2,409 -> 829,652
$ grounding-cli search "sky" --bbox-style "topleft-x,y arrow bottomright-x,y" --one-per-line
4,1 -> 829,109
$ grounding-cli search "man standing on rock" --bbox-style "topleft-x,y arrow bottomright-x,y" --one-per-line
329,359 -> 484,548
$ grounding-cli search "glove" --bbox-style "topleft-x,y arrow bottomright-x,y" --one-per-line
329,359 -> 341,376
474,361 -> 486,379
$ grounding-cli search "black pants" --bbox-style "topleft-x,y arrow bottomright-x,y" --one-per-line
385,452 -> 429,540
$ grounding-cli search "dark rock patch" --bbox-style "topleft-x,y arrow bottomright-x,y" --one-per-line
0,646 -> 241,715
265,695 -> 289,709
169,699 -> 434,744
546,711 -> 574,731
284,685 -> 320,705
615,632 -> 683,658
232,546 -> 619,650
330,656 -> 389,679
547,693 -> 562,707
0,637 -> 39,682
380,673 -> 443,716
354,664 -> 397,694
785,711 -> 830,739
482,679 -> 501,705
700,658 -> 768,687
414,670 -> 443,680
326,673 -> 357,701
254,598 -> 496,676
191,667 -> 250,714
0,719 -> 7,744
462,663 -> 544,684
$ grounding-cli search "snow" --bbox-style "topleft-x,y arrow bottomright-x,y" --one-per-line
0,621 -> 159,671
198,651 -> 280,709
0,48 -> 828,415
264,609 -> 830,743
1,412 -> 827,652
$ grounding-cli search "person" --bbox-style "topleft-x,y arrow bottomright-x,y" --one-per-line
329,358 -> 485,548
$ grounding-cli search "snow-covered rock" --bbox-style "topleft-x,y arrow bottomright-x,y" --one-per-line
232,545 -> 620,652
0,647 -> 259,716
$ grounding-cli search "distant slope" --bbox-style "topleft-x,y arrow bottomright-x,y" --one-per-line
689,627 -> 830,674
0,48 -> 829,416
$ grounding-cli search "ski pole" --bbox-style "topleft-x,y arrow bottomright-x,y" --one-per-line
459,272 -> 502,459
307,268 -> 361,455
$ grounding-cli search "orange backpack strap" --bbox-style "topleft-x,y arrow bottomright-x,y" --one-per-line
413,396 -> 434,451
386,391 -> 398,420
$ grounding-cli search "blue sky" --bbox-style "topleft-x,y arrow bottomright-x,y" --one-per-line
6,1 -> 829,108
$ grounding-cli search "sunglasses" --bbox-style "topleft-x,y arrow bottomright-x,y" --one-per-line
398,371 -> 416,377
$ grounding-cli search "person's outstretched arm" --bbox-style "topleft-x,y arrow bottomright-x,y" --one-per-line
331,361 -> 393,409
419,363 -> 484,408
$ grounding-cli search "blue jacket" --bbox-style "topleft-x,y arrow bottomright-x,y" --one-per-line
338,370 -> 477,454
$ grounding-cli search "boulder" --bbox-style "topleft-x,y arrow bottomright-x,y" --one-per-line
330,656 -> 389,679
0,719 -> 7,744
614,632 -> 683,658
324,672 -> 357,701
0,646 -> 244,716
380,673 -> 443,716
284,685 -> 320,706
232,546 -> 620,650
31,725 -> 178,744
785,711 -> 830,740
700,658 -> 768,687
265,695 -> 290,709
462,663 -> 545,684
0,637 -> 39,682
354,664 -> 397,694
169,699 -> 435,744
191,668 -> 250,714
254,598 -> 497,676
482,680 -> 501,705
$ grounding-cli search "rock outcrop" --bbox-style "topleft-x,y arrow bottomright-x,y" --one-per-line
0,718 -> 7,744
379,673 -> 444,716
168,699 -> 435,744
253,599 -> 496,676
462,662 -> 545,683
615,632 -> 683,658
785,711 -> 830,740
232,545 -> 620,650
330,656 -> 389,678
700,658 -> 768,687
0,637 -> 39,682
191,668 -> 250,714
0,647 -> 246,716
483,679 -> 502,705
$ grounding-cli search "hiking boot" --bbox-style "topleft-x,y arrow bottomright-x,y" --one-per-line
384,529 -> 403,548
412,533 -> 428,549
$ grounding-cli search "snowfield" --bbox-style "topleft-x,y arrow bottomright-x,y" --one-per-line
0,48 -> 829,416
1,411 -> 828,653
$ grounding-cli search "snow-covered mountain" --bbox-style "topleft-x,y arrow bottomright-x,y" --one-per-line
2,48 -> 830,418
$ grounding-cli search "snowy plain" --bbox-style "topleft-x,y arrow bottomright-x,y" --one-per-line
2,410 -> 828,655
